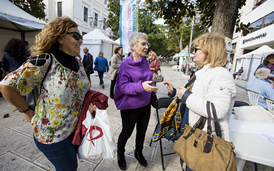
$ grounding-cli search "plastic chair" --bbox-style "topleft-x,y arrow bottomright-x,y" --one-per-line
264,97 -> 274,115
246,89 -> 264,106
149,97 -> 174,170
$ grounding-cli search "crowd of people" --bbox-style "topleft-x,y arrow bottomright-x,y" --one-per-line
0,16 -> 273,171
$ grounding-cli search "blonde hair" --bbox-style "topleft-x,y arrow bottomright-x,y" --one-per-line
30,17 -> 78,56
98,51 -> 104,57
192,33 -> 227,68
149,51 -> 157,60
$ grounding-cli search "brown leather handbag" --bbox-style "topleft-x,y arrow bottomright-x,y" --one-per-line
173,101 -> 236,171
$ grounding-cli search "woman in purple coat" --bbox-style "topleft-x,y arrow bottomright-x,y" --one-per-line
114,32 -> 158,170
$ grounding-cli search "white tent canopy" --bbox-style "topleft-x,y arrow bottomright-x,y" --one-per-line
115,38 -> 121,45
235,45 -> 274,81
81,29 -> 120,75
0,0 -> 47,54
0,0 -> 46,31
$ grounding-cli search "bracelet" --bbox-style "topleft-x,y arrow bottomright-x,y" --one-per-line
19,106 -> 31,113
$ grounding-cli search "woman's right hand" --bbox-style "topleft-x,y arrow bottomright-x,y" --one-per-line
24,109 -> 35,122
89,103 -> 97,113
142,81 -> 158,93
163,81 -> 174,94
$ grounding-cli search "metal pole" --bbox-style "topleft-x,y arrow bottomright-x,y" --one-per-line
247,54 -> 254,81
186,16 -> 194,75
136,3 -> 138,32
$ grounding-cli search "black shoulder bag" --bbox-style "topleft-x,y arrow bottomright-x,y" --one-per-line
25,54 -> 53,111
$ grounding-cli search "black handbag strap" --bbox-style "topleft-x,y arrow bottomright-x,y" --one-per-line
206,101 -> 222,138
39,53 -> 53,92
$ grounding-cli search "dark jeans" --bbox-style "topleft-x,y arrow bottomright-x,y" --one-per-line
117,104 -> 151,155
98,72 -> 104,85
110,74 -> 117,99
34,134 -> 78,171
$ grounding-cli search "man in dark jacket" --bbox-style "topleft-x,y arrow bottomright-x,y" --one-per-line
82,47 -> 94,80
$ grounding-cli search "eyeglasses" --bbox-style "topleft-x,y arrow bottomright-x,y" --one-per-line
66,32 -> 83,40
140,43 -> 151,48
194,47 -> 202,53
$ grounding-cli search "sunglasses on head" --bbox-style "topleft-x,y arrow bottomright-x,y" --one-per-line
66,32 -> 83,40
194,47 -> 202,53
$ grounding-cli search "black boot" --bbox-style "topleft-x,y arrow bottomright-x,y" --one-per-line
117,153 -> 126,170
135,151 -> 147,167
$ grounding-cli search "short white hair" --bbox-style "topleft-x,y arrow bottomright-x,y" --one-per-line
255,68 -> 270,79
129,32 -> 147,51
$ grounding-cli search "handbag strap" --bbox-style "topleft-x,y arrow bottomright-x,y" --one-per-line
39,53 -> 53,92
206,102 -> 222,138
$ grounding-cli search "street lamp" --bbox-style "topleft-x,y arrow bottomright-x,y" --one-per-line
183,11 -> 201,75
88,16 -> 94,28
99,18 -> 103,29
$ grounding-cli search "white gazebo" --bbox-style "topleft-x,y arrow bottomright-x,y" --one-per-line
235,45 -> 274,81
0,0 -> 47,54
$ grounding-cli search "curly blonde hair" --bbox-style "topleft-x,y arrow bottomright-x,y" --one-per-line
193,33 -> 227,68
30,17 -> 78,56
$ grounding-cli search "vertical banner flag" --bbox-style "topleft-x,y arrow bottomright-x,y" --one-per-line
119,0 -> 137,55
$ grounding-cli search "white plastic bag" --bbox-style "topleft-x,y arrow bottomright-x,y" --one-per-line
78,108 -> 116,159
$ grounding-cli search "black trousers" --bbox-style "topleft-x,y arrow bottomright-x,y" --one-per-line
110,74 -> 117,99
117,104 -> 151,155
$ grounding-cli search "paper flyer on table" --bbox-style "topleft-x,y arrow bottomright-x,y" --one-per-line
229,119 -> 274,135
261,134 -> 274,146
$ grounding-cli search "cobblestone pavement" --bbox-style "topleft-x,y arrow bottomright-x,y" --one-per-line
0,65 -> 271,171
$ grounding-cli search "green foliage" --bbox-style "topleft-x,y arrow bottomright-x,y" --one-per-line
165,20 -> 208,57
146,0 -> 248,35
106,0 -> 120,36
9,0 -> 46,20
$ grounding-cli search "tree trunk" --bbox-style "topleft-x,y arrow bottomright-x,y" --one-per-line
211,0 -> 240,38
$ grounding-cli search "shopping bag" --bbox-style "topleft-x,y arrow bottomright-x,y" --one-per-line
96,108 -> 117,158
78,108 -> 116,159
78,110 -> 103,159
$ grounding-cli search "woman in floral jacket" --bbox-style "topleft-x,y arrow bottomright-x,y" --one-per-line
0,17 -> 95,171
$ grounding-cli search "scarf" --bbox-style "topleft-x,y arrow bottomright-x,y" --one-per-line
152,74 -> 196,142
267,64 -> 274,72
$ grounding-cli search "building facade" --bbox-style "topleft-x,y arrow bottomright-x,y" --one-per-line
231,0 -> 274,72
43,0 -> 115,39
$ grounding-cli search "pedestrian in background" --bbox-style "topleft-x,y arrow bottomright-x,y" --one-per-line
233,67 -> 244,79
94,51 -> 109,89
106,46 -> 123,99
114,32 -> 158,170
254,54 -> 274,83
1,38 -> 28,73
164,33 -> 236,171
246,68 -> 274,110
0,17 -> 93,171
82,47 -> 94,80
148,50 -> 160,85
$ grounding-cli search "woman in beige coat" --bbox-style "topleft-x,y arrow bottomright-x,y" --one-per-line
107,46 -> 123,99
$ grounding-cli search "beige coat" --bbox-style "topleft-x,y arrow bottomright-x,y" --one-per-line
106,53 -> 123,80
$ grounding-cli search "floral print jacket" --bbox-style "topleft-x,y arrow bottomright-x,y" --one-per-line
0,53 -> 90,144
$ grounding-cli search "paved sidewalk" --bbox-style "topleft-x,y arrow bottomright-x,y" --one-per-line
0,65 -> 269,171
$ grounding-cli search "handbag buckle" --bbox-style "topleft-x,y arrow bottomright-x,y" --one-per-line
193,134 -> 202,147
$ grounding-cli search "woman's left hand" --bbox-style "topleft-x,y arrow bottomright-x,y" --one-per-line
177,86 -> 187,100
89,103 -> 96,113
142,81 -> 158,93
